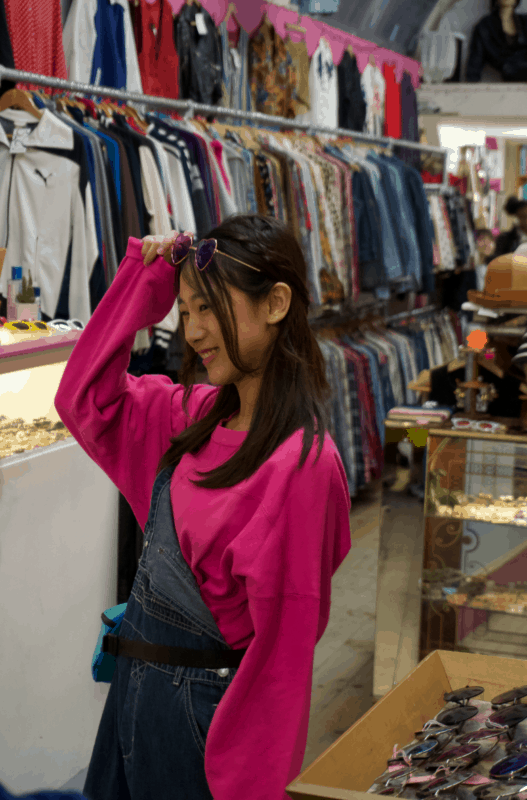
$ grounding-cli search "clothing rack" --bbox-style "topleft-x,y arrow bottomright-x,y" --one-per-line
0,66 -> 448,162
385,304 -> 438,324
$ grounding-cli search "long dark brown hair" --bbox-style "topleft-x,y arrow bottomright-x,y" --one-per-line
156,213 -> 332,489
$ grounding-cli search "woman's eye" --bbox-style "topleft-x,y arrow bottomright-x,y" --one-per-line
180,304 -> 208,318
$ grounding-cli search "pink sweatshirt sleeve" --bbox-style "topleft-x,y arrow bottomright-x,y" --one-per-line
54,237 -> 218,531
204,438 -> 352,799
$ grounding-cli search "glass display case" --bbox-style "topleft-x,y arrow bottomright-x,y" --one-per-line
421,425 -> 527,662
0,329 -> 121,791
0,328 -> 79,459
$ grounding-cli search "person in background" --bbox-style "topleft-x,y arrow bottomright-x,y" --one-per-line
474,228 -> 496,292
493,196 -> 527,258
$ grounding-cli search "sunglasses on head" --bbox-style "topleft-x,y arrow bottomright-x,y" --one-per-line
171,233 -> 262,274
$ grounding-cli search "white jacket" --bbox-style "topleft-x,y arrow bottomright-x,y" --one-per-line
0,108 -> 99,324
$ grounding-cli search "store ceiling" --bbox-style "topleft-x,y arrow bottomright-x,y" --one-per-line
311,0 -> 439,58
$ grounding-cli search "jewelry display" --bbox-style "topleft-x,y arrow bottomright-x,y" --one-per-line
0,415 -> 72,460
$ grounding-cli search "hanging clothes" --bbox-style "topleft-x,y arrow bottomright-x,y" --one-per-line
174,2 -> 222,106
393,72 -> 421,171
0,107 -> 99,322
63,0 -> 143,92
285,35 -> 311,119
4,0 -> 67,90
130,0 -> 178,99
361,61 -> 386,139
298,36 -> 338,129
248,15 -> 296,119
383,63 -> 402,139
337,50 -> 366,133
219,22 -> 252,116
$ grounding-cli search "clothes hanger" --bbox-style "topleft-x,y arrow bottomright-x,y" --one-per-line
0,88 -> 43,120
285,14 -> 307,38
224,2 -> 238,26
122,103 -> 148,132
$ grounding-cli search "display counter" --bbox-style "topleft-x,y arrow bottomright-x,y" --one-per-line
0,332 -> 120,793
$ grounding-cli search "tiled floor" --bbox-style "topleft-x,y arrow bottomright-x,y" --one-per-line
62,484 -> 384,792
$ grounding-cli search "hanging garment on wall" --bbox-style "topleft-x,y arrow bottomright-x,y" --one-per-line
285,36 -> 311,118
129,0 -> 177,98
361,61 -> 385,139
337,50 -> 366,133
248,15 -> 296,119
175,1 -> 222,106
383,63 -> 402,139
419,31 -> 458,83
219,22 -> 253,116
393,72 -> 420,171
4,0 -> 67,89
297,36 -> 338,129
63,0 -> 142,92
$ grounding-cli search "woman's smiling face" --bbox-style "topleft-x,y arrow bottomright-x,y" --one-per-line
177,272 -> 280,386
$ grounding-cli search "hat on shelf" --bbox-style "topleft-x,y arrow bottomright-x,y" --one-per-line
467,252 -> 527,309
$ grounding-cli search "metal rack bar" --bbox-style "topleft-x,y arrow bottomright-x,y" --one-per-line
0,66 -> 449,156
386,304 -> 438,324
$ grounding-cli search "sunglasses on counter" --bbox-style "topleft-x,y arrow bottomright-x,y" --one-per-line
416,770 -> 475,798
387,739 -> 442,767
474,782 -> 527,800
489,753 -> 527,782
436,705 -> 480,727
486,706 -> 527,737
2,320 -> 49,331
425,743 -> 482,771
444,687 -> 485,707
492,688 -> 527,709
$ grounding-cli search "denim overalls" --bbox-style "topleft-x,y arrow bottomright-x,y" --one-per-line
83,464 -> 241,800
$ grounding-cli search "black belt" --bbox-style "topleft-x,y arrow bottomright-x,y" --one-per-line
102,634 -> 247,669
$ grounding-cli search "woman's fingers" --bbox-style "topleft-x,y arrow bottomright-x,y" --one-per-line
142,232 -> 179,265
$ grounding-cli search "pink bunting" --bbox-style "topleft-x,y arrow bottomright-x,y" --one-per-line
158,0 -> 421,87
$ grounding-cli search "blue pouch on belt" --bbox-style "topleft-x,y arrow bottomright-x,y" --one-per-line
91,603 -> 127,683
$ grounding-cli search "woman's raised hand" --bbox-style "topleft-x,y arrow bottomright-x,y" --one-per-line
141,231 -> 194,266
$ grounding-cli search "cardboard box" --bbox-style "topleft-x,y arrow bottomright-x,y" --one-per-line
286,650 -> 527,800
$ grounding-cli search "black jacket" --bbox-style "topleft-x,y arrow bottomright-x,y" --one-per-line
174,3 -> 223,107
466,10 -> 527,82
493,226 -> 523,258
337,52 -> 366,132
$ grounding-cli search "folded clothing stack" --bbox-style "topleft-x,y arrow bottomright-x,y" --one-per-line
387,405 -> 454,426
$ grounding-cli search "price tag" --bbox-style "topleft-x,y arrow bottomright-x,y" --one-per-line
195,12 -> 207,35
10,127 -> 30,154
230,48 -> 241,70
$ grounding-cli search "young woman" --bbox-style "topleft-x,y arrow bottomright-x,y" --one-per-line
54,213 -> 352,800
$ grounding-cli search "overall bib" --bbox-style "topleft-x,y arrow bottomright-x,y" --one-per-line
83,464 -> 245,800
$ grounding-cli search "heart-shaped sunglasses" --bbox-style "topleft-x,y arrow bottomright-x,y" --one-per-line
170,233 -> 262,274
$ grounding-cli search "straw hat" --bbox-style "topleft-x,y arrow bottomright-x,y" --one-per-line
467,252 -> 527,308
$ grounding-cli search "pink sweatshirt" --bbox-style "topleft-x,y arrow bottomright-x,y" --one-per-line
54,238 -> 352,799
